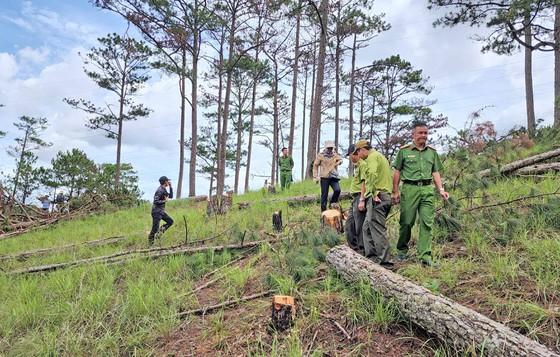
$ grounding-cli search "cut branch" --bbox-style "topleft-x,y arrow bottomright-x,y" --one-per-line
178,290 -> 274,317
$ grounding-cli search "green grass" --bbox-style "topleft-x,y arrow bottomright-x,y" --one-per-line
1,150 -> 559,355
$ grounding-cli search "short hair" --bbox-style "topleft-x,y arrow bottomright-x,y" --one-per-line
281,147 -> 287,151
412,121 -> 428,130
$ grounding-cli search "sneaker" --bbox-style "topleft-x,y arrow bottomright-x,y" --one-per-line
380,261 -> 395,270
396,251 -> 408,262
421,259 -> 439,268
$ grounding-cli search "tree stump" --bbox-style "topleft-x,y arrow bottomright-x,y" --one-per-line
270,295 -> 295,332
326,245 -> 558,357
272,210 -> 283,232
206,194 -> 232,216
321,207 -> 344,234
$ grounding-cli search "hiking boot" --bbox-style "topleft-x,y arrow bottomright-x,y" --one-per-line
380,261 -> 395,271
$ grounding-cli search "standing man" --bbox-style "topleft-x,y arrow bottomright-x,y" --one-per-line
354,140 -> 393,265
279,147 -> 294,191
345,144 -> 365,254
313,140 -> 343,212
148,176 -> 174,245
391,122 -> 449,266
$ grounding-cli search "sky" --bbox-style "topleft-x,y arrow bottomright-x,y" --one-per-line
0,0 -> 555,200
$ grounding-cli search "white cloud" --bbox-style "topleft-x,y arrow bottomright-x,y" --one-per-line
0,53 -> 18,80
17,46 -> 50,64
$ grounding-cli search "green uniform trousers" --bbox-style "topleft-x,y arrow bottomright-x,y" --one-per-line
280,171 -> 292,190
362,192 -> 392,263
397,184 -> 435,261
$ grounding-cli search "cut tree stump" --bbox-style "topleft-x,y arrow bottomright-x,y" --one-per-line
281,192 -> 352,207
479,148 -> 560,177
326,245 -> 558,357
272,210 -> 283,232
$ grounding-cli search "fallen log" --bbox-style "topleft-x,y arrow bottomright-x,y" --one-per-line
0,218 -> 59,241
272,192 -> 352,206
178,290 -> 274,317
326,245 -> 558,357
479,148 -> 560,177
9,238 -> 281,275
515,162 -> 560,175
0,236 -> 127,262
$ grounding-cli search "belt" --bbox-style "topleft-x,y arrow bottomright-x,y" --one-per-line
351,192 -> 360,198
403,179 -> 432,186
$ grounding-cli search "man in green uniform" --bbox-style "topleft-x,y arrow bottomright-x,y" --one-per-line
345,144 -> 365,254
279,147 -> 294,191
392,122 -> 449,266
354,140 -> 393,265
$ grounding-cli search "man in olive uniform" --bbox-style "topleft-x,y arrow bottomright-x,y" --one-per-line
391,122 -> 449,266
345,144 -> 365,254
354,140 -> 393,265
278,147 -> 294,191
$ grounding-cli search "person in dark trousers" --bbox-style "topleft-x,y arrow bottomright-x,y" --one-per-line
313,140 -> 343,212
148,176 -> 174,245
345,144 -> 366,255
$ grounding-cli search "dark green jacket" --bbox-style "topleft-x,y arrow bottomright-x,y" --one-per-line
279,155 -> 294,172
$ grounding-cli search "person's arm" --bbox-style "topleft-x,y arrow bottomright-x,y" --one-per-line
290,157 -> 294,169
168,184 -> 173,199
312,156 -> 320,180
392,170 -> 401,204
358,181 -> 366,211
432,171 -> 449,200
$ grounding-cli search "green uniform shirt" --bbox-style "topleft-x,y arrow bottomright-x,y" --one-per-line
392,144 -> 442,181
349,160 -> 364,193
278,155 -> 294,172
362,150 -> 392,197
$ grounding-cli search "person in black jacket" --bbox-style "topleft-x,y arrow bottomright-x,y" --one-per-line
148,176 -> 174,245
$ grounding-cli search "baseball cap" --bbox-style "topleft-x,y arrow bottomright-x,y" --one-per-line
159,176 -> 170,184
345,144 -> 356,157
354,139 -> 370,151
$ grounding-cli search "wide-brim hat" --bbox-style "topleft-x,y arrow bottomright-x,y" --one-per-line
324,140 -> 335,149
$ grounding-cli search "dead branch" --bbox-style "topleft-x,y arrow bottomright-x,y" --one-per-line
465,186 -> 560,212
514,162 -> 560,175
0,235 -> 126,262
9,238 -> 284,275
178,290 -> 274,317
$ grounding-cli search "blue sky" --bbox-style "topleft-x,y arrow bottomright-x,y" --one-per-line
0,0 -> 556,200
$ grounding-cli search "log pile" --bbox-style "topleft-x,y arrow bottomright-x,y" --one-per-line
479,148 -> 560,177
326,245 -> 558,357
0,192 -> 109,240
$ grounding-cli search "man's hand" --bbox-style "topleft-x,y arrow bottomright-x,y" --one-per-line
314,177 -> 319,184
358,198 -> 366,211
439,190 -> 449,201
391,191 -> 400,204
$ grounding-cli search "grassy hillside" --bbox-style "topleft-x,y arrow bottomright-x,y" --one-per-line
1,137 -> 559,355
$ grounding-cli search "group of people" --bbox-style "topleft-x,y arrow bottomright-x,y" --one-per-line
148,122 -> 449,267
346,122 -> 449,266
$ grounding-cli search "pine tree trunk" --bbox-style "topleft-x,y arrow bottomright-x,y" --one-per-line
524,16 -> 536,138
306,31 -> 318,179
244,26 -> 261,193
178,48 -> 187,199
234,86 -> 243,194
334,1 -> 341,148
555,4 -> 560,128
326,245 -> 558,357
218,13 -> 237,197
348,33 -> 357,176
189,32 -> 199,197
216,33 -> 225,196
359,81 -> 364,138
272,64 -> 279,185
288,0 -> 301,155
11,129 -> 29,200
301,67 -> 308,181
116,74 -> 126,188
